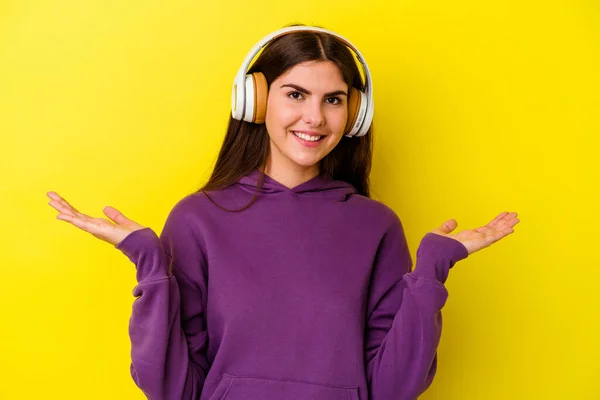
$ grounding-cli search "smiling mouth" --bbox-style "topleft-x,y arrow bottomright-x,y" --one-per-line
291,131 -> 325,142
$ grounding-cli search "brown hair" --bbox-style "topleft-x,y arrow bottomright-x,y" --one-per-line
197,24 -> 374,211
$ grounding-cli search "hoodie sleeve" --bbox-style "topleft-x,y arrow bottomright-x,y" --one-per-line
115,199 -> 209,399
365,214 -> 469,400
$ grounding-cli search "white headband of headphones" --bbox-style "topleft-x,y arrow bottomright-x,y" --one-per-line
232,26 -> 374,138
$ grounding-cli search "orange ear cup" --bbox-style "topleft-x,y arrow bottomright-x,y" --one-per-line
252,72 -> 268,124
344,87 -> 360,134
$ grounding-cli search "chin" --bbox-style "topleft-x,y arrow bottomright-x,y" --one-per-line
289,156 -> 322,169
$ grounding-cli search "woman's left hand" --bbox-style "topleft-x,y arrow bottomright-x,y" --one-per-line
429,212 -> 520,256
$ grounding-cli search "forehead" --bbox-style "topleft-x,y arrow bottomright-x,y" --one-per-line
277,60 -> 346,85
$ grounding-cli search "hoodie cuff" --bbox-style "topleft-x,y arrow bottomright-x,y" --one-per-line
413,232 -> 469,284
115,227 -> 170,282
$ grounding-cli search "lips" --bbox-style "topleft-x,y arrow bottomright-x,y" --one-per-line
292,131 -> 323,141
291,130 -> 325,147
293,130 -> 324,137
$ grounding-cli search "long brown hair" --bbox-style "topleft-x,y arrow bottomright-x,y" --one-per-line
197,24 -> 374,211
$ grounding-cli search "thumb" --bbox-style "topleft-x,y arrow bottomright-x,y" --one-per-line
103,206 -> 131,226
433,219 -> 458,235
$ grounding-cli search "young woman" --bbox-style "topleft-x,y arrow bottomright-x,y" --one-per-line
47,25 -> 519,400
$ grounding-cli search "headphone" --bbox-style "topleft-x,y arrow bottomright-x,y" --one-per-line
231,26 -> 374,138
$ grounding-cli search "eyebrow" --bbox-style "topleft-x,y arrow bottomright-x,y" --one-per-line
280,84 -> 347,97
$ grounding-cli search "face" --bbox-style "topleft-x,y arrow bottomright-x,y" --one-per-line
264,60 -> 348,177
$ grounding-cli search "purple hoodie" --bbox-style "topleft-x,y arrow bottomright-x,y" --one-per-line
115,169 -> 469,400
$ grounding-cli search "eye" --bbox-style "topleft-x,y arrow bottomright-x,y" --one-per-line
326,97 -> 342,105
287,91 -> 304,101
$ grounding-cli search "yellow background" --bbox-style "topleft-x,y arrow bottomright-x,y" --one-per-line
1,0 -> 598,398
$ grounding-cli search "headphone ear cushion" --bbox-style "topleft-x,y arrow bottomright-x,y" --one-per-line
345,87 -> 361,135
251,72 -> 268,124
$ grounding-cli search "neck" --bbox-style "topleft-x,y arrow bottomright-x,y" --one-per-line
261,157 -> 319,189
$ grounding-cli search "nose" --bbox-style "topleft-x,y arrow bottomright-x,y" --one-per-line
302,99 -> 325,127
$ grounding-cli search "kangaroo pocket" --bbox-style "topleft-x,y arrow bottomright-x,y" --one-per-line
210,373 -> 360,400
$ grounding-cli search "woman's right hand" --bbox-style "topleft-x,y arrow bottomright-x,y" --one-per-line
47,191 -> 147,246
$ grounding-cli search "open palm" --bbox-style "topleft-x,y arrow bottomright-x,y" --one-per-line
47,191 -> 146,246
429,211 -> 519,255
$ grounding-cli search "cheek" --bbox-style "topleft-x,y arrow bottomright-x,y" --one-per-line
267,102 -> 299,128
330,107 -> 348,132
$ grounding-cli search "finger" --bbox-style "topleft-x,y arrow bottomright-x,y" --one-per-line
48,199 -> 78,217
47,191 -> 81,214
58,196 -> 81,214
438,219 -> 458,234
48,199 -> 94,220
497,215 -> 520,230
56,213 -> 93,231
486,212 -> 510,228
504,212 -> 518,221
56,213 -> 107,236
487,226 -> 516,244
103,206 -> 130,226
484,229 -> 506,246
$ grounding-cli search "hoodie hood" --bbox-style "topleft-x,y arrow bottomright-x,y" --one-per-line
235,169 -> 357,201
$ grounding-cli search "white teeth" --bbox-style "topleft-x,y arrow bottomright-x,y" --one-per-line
293,131 -> 322,141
